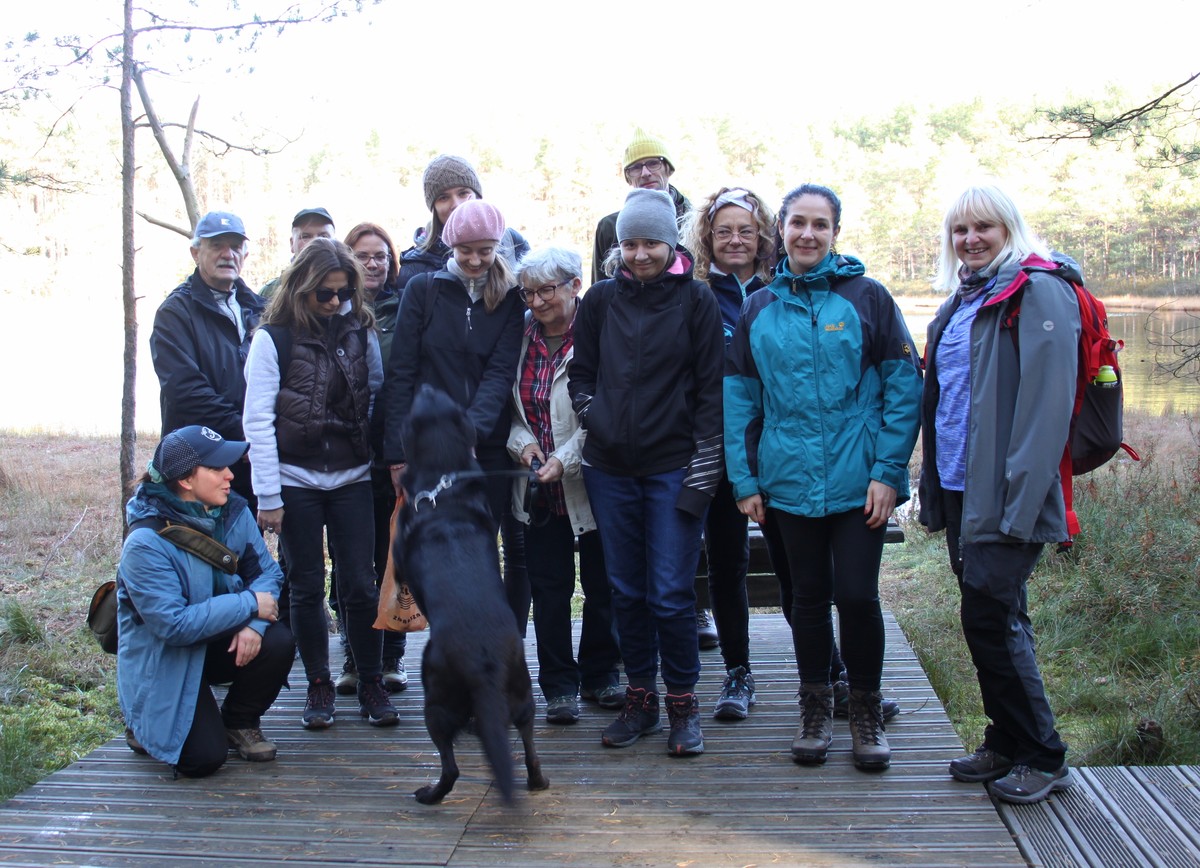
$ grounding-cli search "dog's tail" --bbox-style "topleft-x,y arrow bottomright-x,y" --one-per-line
472,683 -> 516,804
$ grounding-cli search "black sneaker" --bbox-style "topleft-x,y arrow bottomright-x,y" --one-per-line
601,687 -> 662,748
302,678 -> 336,730
358,676 -> 400,727
713,666 -> 756,721
696,609 -> 720,650
834,679 -> 900,721
545,695 -> 581,725
581,683 -> 626,710
226,726 -> 277,762
665,693 -> 705,756
334,657 -> 359,696
949,746 -> 1015,783
989,763 -> 1074,804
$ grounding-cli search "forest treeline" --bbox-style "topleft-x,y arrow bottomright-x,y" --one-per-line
4,95 -> 1199,297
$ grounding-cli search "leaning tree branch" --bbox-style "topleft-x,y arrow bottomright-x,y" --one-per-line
1028,71 -> 1200,143
135,210 -> 191,238
131,63 -> 199,230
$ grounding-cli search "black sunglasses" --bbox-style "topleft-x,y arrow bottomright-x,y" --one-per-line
314,287 -> 355,303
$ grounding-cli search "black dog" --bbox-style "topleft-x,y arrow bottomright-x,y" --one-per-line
394,385 -> 548,805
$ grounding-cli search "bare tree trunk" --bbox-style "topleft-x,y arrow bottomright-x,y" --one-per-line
119,0 -> 137,530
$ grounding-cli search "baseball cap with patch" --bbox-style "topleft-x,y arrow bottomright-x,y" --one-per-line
193,211 -> 248,241
153,426 -> 250,482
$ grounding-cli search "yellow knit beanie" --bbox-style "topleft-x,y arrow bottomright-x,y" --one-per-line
622,128 -> 674,173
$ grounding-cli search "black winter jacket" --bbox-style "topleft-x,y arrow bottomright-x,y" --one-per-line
150,270 -> 265,440
567,251 -> 724,517
382,271 -> 525,463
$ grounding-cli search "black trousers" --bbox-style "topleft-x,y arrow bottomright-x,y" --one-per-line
176,621 -> 294,778
703,476 -> 751,672
943,491 -> 1068,771
768,507 -> 886,690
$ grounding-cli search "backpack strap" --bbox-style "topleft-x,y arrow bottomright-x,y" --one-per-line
130,516 -> 239,574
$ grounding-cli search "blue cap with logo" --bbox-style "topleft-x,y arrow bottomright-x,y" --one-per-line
152,425 -> 249,482
193,211 -> 248,241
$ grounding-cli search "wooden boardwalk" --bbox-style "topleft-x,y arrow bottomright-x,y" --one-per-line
0,613 -> 1027,867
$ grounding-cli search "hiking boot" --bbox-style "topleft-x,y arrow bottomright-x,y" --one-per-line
792,684 -> 834,764
989,763 -> 1074,804
382,658 -> 408,693
581,683 -> 626,710
302,678 -> 336,729
848,688 -> 891,770
696,609 -> 720,650
358,676 -> 399,727
949,746 -> 1015,783
601,687 -> 662,748
665,692 -> 705,756
713,666 -> 756,721
124,727 -> 148,755
226,727 -> 277,762
833,679 -> 900,721
334,657 -> 359,696
545,695 -> 581,725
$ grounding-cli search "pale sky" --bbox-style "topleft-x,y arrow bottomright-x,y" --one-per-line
12,0 -> 1200,135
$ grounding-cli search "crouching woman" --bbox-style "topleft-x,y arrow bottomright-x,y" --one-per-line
118,426 -> 294,777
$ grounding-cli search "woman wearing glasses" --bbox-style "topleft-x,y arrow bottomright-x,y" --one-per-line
244,238 -> 398,731
507,248 -> 623,724
680,187 -> 775,721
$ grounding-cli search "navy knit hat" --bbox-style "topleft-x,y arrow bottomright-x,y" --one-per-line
615,189 -> 678,248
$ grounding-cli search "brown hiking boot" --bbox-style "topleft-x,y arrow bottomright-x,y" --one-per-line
226,727 -> 278,762
848,688 -> 890,770
791,684 -> 834,764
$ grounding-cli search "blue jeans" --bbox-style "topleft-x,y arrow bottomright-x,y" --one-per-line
525,517 -> 621,699
583,466 -> 703,694
281,481 -> 382,683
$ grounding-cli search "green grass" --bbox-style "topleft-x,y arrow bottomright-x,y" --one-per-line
884,411 -> 1200,765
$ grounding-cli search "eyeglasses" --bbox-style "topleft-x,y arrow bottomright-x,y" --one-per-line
314,287 -> 355,303
354,252 -> 390,265
624,157 -> 665,179
713,228 -> 758,242
518,281 -> 569,304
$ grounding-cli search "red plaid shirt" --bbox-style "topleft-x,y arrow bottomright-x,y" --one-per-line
519,319 -> 573,516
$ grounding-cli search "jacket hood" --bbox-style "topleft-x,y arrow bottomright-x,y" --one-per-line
614,246 -> 695,288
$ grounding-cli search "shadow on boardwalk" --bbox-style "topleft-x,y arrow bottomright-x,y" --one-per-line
0,613 -> 1026,867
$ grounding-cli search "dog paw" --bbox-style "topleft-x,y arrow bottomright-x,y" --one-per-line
528,774 -> 550,792
414,785 -> 444,805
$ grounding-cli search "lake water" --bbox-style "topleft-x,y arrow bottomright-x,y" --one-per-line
902,305 -> 1200,416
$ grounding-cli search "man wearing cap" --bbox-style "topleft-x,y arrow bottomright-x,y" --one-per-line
259,207 -> 336,298
150,211 -> 265,507
590,128 -> 691,285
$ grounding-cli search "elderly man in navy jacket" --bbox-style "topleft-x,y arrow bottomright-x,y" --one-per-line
150,211 -> 265,508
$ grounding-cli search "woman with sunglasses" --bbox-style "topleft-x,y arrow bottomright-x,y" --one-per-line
507,247 -> 623,725
244,238 -> 399,732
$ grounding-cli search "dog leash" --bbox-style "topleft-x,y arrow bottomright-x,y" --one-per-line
412,469 -> 537,512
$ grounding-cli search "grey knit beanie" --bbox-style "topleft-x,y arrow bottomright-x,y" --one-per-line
422,155 -> 483,211
615,189 -> 678,248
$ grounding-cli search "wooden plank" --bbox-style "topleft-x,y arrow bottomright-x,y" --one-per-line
0,613 -> 1025,866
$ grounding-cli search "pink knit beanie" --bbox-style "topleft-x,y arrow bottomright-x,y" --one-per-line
441,200 -> 505,247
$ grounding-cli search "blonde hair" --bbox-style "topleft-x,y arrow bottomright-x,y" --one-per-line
934,184 -> 1051,292
680,186 -> 776,282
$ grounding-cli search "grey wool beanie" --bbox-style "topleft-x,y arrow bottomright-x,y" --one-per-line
422,155 -> 483,211
615,188 -> 678,248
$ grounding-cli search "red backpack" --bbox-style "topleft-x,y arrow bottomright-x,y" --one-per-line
1002,255 -> 1140,540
